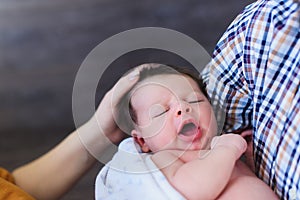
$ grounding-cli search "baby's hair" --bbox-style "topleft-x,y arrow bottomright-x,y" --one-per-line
116,63 -> 208,135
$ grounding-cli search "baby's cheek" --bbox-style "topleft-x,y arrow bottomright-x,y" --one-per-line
197,108 -> 210,124
136,114 -> 151,127
144,134 -> 171,152
155,136 -> 176,150
145,118 -> 168,137
140,124 -> 163,141
197,109 -> 218,138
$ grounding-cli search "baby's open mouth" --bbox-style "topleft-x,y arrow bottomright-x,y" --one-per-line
179,122 -> 199,136
178,121 -> 202,143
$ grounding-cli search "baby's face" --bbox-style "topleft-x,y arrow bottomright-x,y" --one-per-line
130,74 -> 218,152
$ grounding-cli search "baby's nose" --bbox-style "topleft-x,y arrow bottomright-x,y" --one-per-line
175,103 -> 192,117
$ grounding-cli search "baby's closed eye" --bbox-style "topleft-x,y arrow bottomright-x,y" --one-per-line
149,104 -> 170,118
186,92 -> 205,104
188,99 -> 204,104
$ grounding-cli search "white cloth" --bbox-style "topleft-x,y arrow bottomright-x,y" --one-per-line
95,138 -> 185,200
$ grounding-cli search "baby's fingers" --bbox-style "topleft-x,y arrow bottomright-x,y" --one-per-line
211,134 -> 247,159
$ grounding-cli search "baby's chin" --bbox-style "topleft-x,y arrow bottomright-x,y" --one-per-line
183,143 -> 203,151
154,138 -> 210,152
167,143 -> 203,151
185,137 -> 211,151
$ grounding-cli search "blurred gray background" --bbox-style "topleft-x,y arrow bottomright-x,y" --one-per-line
0,0 -> 254,199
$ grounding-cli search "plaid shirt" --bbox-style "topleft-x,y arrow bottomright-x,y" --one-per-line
202,0 -> 300,199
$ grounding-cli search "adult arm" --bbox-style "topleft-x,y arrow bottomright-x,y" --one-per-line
12,68 -> 140,200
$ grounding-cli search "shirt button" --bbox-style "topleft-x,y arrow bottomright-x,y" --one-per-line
289,187 -> 297,200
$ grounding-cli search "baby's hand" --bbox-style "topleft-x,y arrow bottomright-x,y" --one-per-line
210,134 -> 247,159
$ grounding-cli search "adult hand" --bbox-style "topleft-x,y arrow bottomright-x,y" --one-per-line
78,63 -> 165,161
93,68 -> 140,144
11,68 -> 141,200
93,63 -> 162,144
12,65 -> 154,200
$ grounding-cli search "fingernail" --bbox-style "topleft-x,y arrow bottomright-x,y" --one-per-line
128,69 -> 139,81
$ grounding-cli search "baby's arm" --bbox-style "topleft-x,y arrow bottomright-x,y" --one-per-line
152,134 -> 247,200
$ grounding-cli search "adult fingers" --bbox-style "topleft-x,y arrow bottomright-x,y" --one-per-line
110,63 -> 162,106
110,68 -> 140,107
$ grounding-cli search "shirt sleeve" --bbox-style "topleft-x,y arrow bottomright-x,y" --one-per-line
202,1 -> 257,133
202,0 -> 300,199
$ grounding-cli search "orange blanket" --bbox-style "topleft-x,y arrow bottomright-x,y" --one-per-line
0,167 -> 35,200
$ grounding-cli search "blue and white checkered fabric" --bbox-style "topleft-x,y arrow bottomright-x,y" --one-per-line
202,0 -> 300,199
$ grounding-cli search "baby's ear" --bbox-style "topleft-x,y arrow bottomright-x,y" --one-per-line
131,130 -> 151,153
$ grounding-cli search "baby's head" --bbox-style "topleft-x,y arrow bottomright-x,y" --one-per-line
117,63 -> 218,153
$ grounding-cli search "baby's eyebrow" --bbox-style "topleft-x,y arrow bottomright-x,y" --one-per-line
148,99 -> 168,107
192,90 -> 204,95
184,91 -> 202,97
